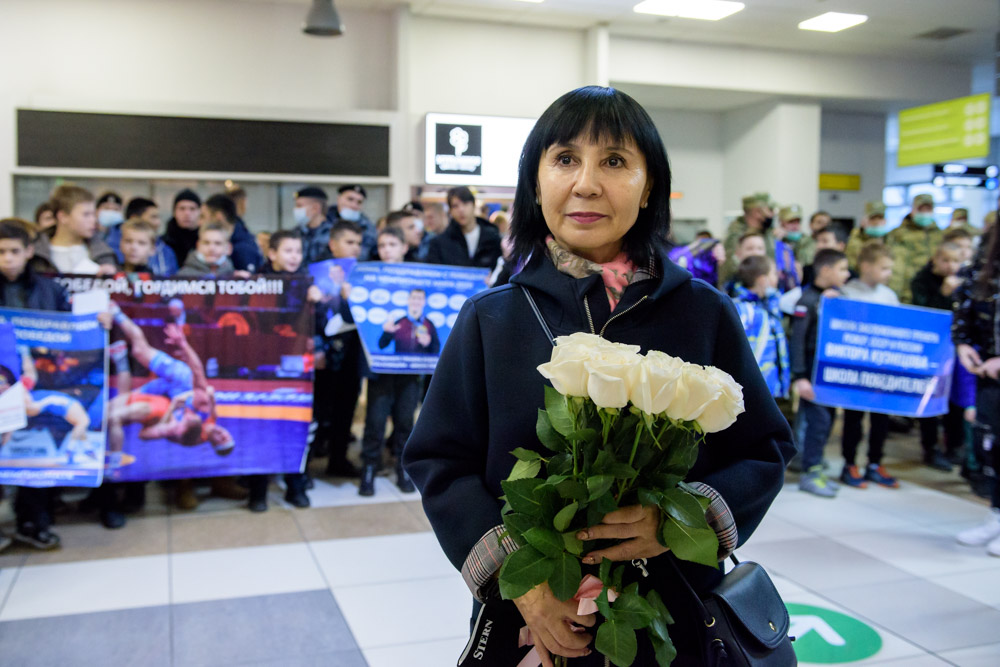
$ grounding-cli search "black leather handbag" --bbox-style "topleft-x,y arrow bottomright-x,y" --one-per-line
669,555 -> 797,666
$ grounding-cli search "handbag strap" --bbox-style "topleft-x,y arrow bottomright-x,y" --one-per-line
664,554 -> 740,625
520,286 -> 555,346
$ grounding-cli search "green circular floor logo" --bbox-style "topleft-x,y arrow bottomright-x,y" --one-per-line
786,603 -> 883,663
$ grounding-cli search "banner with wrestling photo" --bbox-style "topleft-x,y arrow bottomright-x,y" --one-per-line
346,262 -> 490,374
0,308 -> 108,488
812,297 -> 955,417
57,275 -> 314,481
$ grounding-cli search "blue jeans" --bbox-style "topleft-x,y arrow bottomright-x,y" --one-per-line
799,399 -> 834,471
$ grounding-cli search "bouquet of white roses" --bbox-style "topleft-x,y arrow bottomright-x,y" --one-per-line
498,333 -> 745,667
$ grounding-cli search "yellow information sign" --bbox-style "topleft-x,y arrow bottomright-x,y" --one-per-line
898,93 -> 991,167
819,173 -> 861,191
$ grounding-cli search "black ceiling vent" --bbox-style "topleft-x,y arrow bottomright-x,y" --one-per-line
916,27 -> 972,40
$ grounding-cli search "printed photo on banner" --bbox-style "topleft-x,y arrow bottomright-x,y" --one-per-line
347,262 -> 490,374
309,258 -> 357,337
57,275 -> 315,482
0,308 -> 108,488
812,297 -> 955,417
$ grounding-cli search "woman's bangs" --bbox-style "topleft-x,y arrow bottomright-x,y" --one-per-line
539,98 -> 638,152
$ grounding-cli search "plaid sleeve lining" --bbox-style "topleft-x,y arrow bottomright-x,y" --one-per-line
688,481 -> 739,560
461,525 -> 519,602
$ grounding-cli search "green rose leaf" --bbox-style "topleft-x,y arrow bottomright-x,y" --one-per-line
522,526 -> 564,558
567,428 -> 598,446
544,386 -> 576,437
543,474 -> 568,487
547,452 -> 574,477
497,546 -> 556,600
645,589 -> 675,629
587,474 -> 614,501
555,479 -> 588,502
562,531 -> 584,555
599,557 -> 612,585
595,585 -> 614,619
659,487 -> 711,528
509,459 -> 541,481
548,551 -> 583,601
650,633 -> 678,667
659,515 -> 719,568
534,483 -> 562,523
678,481 -> 712,510
502,512 -> 538,543
501,478 -> 545,517
535,409 -> 568,453
593,449 -> 615,474
586,491 -> 619,527
511,447 -> 543,462
637,487 -> 664,508
553,501 -> 579,532
606,462 -> 638,480
596,619 -> 638,667
612,589 -> 656,630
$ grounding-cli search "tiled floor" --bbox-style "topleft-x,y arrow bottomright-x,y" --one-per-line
0,431 -> 998,666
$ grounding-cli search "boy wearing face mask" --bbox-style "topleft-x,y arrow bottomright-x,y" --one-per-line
846,201 -> 890,270
732,255 -> 789,399
293,186 -> 334,266
887,194 -> 944,304
779,204 -> 815,266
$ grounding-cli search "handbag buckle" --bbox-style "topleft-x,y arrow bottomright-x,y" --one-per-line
631,558 -> 649,577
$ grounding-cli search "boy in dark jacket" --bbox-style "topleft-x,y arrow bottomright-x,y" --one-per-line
314,221 -> 364,479
359,227 -> 421,496
790,248 -> 850,497
423,186 -> 501,269
175,221 -> 237,278
246,230 -> 317,512
911,241 -> 965,471
0,219 -> 69,551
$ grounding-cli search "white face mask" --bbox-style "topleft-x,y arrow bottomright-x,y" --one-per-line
339,207 -> 361,222
293,206 -> 311,225
98,210 -> 124,227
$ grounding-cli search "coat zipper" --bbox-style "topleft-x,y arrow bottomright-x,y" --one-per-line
584,295 -> 649,338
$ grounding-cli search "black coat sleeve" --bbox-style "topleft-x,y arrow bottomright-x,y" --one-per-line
696,295 -> 795,546
789,295 -> 813,382
423,237 -> 444,266
402,299 -> 500,570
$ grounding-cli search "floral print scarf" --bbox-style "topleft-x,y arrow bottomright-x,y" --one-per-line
545,236 -> 643,311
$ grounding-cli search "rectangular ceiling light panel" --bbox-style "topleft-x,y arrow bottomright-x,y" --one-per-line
798,11 -> 868,33
634,0 -> 745,21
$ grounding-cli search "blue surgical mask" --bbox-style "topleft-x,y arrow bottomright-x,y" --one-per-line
339,207 -> 361,222
913,214 -> 935,228
784,231 -> 803,242
865,225 -> 889,237
293,206 -> 310,225
98,210 -> 124,227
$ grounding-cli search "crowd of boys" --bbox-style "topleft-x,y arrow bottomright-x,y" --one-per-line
0,182 -> 504,551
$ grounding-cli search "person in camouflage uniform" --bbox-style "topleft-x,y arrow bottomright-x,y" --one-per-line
778,204 -> 816,268
947,207 -> 981,238
846,201 -> 890,270
721,192 -> 776,284
886,194 -> 944,303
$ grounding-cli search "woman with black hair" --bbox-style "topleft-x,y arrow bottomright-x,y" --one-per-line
954,200 -> 1000,557
403,87 -> 794,665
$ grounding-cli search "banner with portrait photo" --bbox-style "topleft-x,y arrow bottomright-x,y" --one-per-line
812,297 -> 955,417
0,308 -> 108,488
347,263 -> 490,374
57,275 -> 315,482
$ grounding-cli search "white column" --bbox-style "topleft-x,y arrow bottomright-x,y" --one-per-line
0,95 -> 13,218
723,102 -> 820,217
585,25 -> 610,87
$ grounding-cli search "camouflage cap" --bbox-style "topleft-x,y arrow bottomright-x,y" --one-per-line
864,201 -> 886,218
952,207 -> 969,219
913,193 -> 934,208
778,204 -> 802,223
741,192 -> 771,210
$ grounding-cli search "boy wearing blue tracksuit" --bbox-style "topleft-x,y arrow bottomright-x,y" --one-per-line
731,255 -> 790,399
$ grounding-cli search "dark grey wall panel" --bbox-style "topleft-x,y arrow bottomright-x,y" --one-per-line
17,110 -> 390,177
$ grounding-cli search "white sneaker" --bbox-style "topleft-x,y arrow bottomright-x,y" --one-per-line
956,508 -> 1000,547
988,534 -> 1000,558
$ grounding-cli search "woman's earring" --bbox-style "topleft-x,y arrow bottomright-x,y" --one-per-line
641,201 -> 648,209
535,197 -> 540,206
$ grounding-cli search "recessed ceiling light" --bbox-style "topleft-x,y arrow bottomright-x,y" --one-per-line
512,0 -> 544,3
798,12 -> 868,33
633,0 -> 745,21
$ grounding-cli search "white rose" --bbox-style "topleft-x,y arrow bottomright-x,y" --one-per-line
664,362 -> 722,423
696,367 -> 745,433
538,334 -> 640,400
584,347 -> 644,409
631,351 -> 683,415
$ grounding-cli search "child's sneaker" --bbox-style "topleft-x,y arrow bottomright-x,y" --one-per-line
839,465 -> 868,488
865,464 -> 899,489
956,508 -> 1000,547
988,534 -> 1000,558
14,523 -> 60,551
799,467 -> 838,498
0,531 -> 11,553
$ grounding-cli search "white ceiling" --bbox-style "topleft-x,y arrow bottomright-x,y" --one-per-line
321,0 -> 999,65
